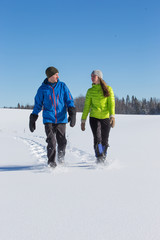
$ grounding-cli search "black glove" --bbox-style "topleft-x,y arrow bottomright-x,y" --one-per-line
68,107 -> 76,127
29,114 -> 38,132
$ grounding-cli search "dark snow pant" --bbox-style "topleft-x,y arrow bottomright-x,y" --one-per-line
45,123 -> 67,164
89,117 -> 111,157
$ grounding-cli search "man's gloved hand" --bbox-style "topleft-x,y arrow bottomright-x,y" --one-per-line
68,107 -> 76,127
29,114 -> 38,132
81,122 -> 85,131
110,116 -> 115,128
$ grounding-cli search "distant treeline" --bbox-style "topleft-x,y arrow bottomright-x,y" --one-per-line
4,95 -> 160,115
115,95 -> 160,115
74,95 -> 160,115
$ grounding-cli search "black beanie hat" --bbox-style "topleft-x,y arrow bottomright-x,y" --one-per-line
45,66 -> 59,78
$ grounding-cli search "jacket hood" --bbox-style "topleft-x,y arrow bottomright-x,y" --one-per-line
42,78 -> 60,88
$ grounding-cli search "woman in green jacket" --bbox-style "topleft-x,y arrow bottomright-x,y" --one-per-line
81,70 -> 115,162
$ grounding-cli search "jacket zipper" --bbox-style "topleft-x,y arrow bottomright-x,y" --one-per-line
57,94 -> 59,106
49,85 -> 57,124
52,88 -> 57,123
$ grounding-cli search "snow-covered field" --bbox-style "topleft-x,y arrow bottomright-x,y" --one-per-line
0,108 -> 160,240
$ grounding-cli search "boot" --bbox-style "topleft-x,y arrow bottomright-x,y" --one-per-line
96,156 -> 105,163
101,145 -> 109,162
95,144 -> 109,163
57,150 -> 65,163
95,143 -> 104,163
48,161 -> 57,168
94,143 -> 103,157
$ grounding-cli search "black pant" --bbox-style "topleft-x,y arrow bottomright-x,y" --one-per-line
89,117 -> 110,157
45,123 -> 67,164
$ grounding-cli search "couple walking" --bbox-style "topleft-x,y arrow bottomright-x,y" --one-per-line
29,66 -> 115,168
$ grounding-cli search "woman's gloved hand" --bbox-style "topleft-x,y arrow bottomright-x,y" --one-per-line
81,121 -> 85,131
110,117 -> 115,128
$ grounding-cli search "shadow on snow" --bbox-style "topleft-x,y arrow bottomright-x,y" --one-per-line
0,164 -> 46,172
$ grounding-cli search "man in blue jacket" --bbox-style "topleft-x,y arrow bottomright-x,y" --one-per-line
29,66 -> 76,168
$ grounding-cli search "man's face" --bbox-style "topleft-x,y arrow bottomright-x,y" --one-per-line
48,73 -> 59,83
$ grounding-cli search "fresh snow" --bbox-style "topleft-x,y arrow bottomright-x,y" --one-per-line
0,108 -> 160,240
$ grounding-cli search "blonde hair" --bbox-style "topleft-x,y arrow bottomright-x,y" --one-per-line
99,78 -> 110,97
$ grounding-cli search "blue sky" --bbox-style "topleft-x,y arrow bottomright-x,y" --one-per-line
0,0 -> 160,107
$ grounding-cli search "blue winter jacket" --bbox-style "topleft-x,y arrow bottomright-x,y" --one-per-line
32,78 -> 75,124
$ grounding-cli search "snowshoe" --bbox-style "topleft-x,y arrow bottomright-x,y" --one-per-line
48,161 -> 57,168
57,150 -> 65,164
96,156 -> 106,164
57,156 -> 65,164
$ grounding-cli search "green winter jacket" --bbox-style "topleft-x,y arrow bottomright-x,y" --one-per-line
81,84 -> 115,120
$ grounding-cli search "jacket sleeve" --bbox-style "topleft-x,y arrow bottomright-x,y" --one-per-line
81,89 -> 91,121
32,87 -> 44,115
108,86 -> 115,117
64,84 -> 75,108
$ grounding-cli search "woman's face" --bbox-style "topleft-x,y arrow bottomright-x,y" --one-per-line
91,74 -> 100,84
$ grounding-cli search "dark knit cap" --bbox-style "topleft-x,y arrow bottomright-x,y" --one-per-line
45,66 -> 59,78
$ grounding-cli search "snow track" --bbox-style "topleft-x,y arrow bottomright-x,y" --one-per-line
18,136 -> 47,163
16,134 -> 114,172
